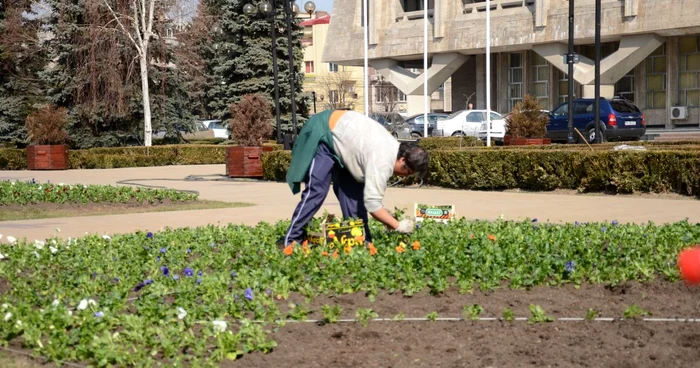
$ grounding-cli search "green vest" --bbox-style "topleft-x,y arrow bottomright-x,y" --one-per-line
286,110 -> 342,194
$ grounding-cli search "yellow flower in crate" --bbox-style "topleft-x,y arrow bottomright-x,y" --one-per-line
350,227 -> 362,237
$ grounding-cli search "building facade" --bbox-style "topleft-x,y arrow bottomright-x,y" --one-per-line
300,13 -> 367,114
323,0 -> 700,128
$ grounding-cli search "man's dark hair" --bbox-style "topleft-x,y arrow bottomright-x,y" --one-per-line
398,141 -> 430,177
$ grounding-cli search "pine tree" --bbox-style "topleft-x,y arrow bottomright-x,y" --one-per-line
207,0 -> 308,136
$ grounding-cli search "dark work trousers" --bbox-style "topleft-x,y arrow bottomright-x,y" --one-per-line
284,143 -> 372,245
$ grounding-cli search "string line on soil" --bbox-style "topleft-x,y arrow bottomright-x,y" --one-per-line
191,317 -> 700,325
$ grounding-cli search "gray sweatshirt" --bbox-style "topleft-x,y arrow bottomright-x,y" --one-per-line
331,111 -> 400,213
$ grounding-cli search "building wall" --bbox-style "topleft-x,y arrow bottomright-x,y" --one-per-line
301,19 -> 366,114
323,0 -> 700,127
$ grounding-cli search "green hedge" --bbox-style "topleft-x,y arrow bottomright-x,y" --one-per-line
1,144 -> 284,170
417,136 -> 485,150
261,149 -> 700,195
0,149 -> 26,170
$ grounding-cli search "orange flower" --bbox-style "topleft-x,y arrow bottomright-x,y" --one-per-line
412,240 -> 420,251
487,234 -> 497,241
355,235 -> 365,243
302,242 -> 310,255
332,250 -> 339,259
469,234 -> 475,239
302,240 -> 308,247
395,246 -> 406,253
283,245 -> 294,256
368,243 -> 377,256
344,245 -> 352,254
321,251 -> 329,257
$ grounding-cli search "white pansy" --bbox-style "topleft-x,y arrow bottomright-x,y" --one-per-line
67,237 -> 75,246
33,251 -> 40,259
58,183 -> 64,186
83,185 -> 87,189
212,320 -> 227,333
0,253 -> 6,260
76,299 -> 97,311
102,235 -> 111,241
34,240 -> 45,249
38,185 -> 42,190
1,304 -> 8,310
52,299 -> 60,307
7,236 -> 16,244
4,312 -> 11,321
67,310 -> 72,316
15,320 -> 22,327
49,246 -> 58,254
177,307 -> 187,320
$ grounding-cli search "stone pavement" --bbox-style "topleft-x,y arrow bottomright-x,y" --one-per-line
1,165 -> 699,243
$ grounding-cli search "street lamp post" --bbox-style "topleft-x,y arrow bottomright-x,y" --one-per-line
243,2 -> 282,144
244,1 -> 315,149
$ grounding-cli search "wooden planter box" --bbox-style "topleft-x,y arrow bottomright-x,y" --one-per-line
226,146 -> 273,178
26,144 -> 69,170
504,136 -> 552,146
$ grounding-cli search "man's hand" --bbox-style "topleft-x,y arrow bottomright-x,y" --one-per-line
395,219 -> 414,234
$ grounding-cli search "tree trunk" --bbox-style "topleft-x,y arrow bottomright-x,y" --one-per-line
140,51 -> 152,147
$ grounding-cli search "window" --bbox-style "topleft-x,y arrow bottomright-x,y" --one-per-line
466,112 -> 483,123
646,44 -> 666,109
305,61 -> 314,74
679,36 -> 700,107
552,102 -> 568,116
398,90 -> 407,102
329,90 -> 339,103
402,0 -> 434,12
530,53 -> 549,109
374,86 -> 407,103
508,53 -> 523,111
557,70 -> 581,104
329,63 -> 338,73
573,101 -> 593,115
615,69 -> 635,103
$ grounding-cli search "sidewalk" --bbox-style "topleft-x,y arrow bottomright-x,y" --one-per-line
1,165 -> 699,243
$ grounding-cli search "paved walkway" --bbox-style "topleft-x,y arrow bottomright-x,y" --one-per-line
1,165 -> 699,243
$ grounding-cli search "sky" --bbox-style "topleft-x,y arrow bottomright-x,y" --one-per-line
313,0 -> 334,13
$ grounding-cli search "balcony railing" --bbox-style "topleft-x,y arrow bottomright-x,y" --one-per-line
395,9 -> 434,22
463,0 -> 535,14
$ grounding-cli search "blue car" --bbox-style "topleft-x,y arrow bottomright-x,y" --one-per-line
547,98 -> 646,143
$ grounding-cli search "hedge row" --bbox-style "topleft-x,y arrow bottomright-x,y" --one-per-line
0,144 -> 283,170
261,149 -> 700,196
416,137 -> 700,151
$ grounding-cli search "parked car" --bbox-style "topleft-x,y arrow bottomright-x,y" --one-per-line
404,113 -> 449,138
436,110 -> 507,139
201,119 -> 230,139
546,98 -> 646,143
371,112 -> 410,139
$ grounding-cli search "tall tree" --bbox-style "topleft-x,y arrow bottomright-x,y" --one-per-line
0,0 -> 44,146
207,0 -> 308,135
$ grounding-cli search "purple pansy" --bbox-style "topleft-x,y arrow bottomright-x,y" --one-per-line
184,267 -> 194,277
244,288 -> 254,301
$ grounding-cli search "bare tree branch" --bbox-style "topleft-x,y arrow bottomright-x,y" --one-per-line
102,0 -> 142,54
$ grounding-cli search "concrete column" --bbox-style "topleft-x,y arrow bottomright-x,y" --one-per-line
549,62 -> 558,110
369,0 -> 378,45
624,0 -> 639,17
582,85 -> 615,99
497,53 -> 509,113
522,51 -> 530,102
407,95 -> 429,115
533,34 -> 666,86
535,0 -> 549,28
476,54 -> 486,109
443,77 -> 453,111
434,0 -> 444,38
666,37 -> 678,129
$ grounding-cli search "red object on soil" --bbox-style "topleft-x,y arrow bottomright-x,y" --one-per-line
678,246 -> 700,285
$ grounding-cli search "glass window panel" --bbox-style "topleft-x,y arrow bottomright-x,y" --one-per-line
680,36 -> 698,54
688,54 -> 700,70
647,75 -> 664,90
679,72 -> 697,89
510,53 -> 522,67
688,90 -> 700,106
511,69 -> 522,83
654,92 -> 666,108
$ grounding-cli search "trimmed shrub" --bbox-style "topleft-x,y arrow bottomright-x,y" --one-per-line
417,136 -> 485,150
262,150 -> 292,182
0,149 -> 27,170
260,148 -> 700,196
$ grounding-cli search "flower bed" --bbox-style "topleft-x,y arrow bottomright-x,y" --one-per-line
0,180 -> 198,205
0,217 -> 697,365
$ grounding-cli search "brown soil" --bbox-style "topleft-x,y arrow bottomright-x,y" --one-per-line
228,281 -> 700,368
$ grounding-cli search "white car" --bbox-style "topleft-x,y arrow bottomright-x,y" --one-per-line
201,119 -> 230,139
436,110 -> 507,139
478,115 -> 507,142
